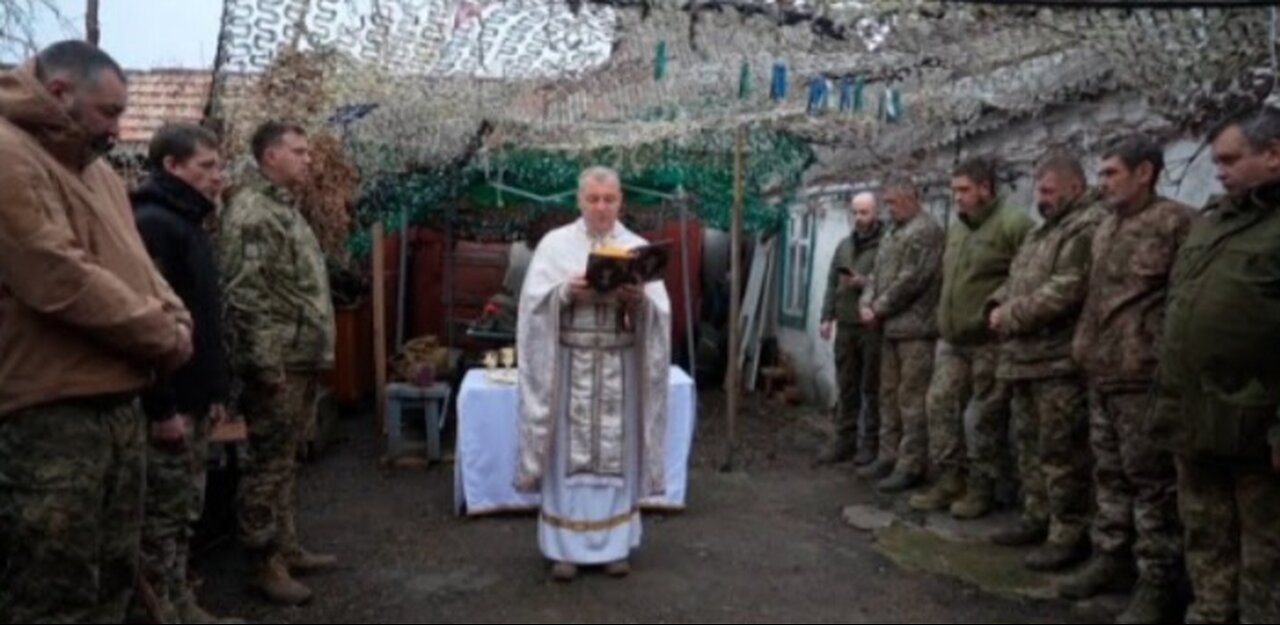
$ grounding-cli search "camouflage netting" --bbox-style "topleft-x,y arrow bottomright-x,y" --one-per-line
207,0 -> 1280,246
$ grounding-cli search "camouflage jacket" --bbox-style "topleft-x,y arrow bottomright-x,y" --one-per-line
860,210 -> 945,341
821,221 -> 883,326
219,167 -> 335,379
1072,195 -> 1195,390
938,196 -> 1034,346
1153,183 -> 1280,458
990,191 -> 1106,380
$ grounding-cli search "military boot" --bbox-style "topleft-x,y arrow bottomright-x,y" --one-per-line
251,554 -> 313,606
949,476 -> 994,520
857,458 -> 895,480
1058,554 -> 1136,600
284,546 -> 338,575
876,470 -> 923,494
908,472 -> 965,512
1115,578 -> 1178,624
1025,538 -> 1089,572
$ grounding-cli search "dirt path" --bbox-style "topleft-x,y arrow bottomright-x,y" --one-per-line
199,392 -> 1090,624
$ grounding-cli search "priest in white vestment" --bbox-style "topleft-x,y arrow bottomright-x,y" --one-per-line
515,166 -> 671,581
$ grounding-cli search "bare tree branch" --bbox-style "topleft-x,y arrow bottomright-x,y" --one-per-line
0,0 -> 69,61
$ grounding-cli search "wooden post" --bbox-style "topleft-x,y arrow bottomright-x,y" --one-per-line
373,222 -> 388,436
724,125 -> 745,470
395,206 -> 408,349
85,0 -> 100,45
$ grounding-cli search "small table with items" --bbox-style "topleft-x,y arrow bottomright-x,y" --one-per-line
453,365 -> 697,516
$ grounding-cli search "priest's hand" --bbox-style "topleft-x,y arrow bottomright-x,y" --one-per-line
618,282 -> 646,308
567,275 -> 595,303
514,475 -> 541,493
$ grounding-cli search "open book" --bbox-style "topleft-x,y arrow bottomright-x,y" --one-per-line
586,241 -> 672,293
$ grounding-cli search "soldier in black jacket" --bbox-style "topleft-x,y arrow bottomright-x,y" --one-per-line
132,122 -> 240,624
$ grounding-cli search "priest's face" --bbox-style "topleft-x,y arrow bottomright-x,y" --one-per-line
579,177 -> 623,237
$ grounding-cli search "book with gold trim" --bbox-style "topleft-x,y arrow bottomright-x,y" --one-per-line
586,241 -> 672,293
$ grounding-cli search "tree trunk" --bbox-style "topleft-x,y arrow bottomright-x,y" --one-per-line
85,0 -> 100,45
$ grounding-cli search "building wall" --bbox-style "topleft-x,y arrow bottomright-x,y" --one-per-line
775,192 -> 853,407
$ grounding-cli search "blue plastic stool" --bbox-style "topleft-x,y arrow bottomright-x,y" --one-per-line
385,382 -> 452,462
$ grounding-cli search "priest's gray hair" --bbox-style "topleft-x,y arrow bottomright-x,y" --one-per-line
578,165 -> 621,193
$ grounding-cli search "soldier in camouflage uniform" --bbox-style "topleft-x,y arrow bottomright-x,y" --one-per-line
914,157 -> 1032,519
817,192 -> 884,466
1152,109 -> 1280,625
1065,135 -> 1195,624
977,153 -> 1104,573
857,176 -> 945,491
220,121 -> 337,606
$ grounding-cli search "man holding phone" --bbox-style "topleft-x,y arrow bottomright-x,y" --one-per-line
818,192 -> 884,466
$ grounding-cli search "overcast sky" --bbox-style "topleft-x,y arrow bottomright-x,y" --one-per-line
11,0 -> 223,69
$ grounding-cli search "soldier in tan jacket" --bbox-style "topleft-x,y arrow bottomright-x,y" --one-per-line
0,41 -> 193,622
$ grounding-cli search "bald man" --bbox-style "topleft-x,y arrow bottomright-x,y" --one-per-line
818,192 -> 885,465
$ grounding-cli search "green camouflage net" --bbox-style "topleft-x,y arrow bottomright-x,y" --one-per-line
346,126 -> 812,256
208,0 -> 1280,254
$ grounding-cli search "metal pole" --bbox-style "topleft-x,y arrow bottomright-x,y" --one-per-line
677,185 -> 696,378
446,201 -> 456,348
396,206 -> 408,349
373,222 -> 388,437
724,126 -> 745,470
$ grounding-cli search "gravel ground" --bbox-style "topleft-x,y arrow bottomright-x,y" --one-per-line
196,391 -> 1089,624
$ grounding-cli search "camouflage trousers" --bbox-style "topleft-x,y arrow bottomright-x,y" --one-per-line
1009,377 -> 1090,547
0,395 -> 146,624
237,373 -> 318,558
1087,388 -> 1181,584
878,338 -> 935,475
831,323 -> 881,454
1178,455 -> 1280,624
140,415 -> 211,621
925,342 -> 1011,483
